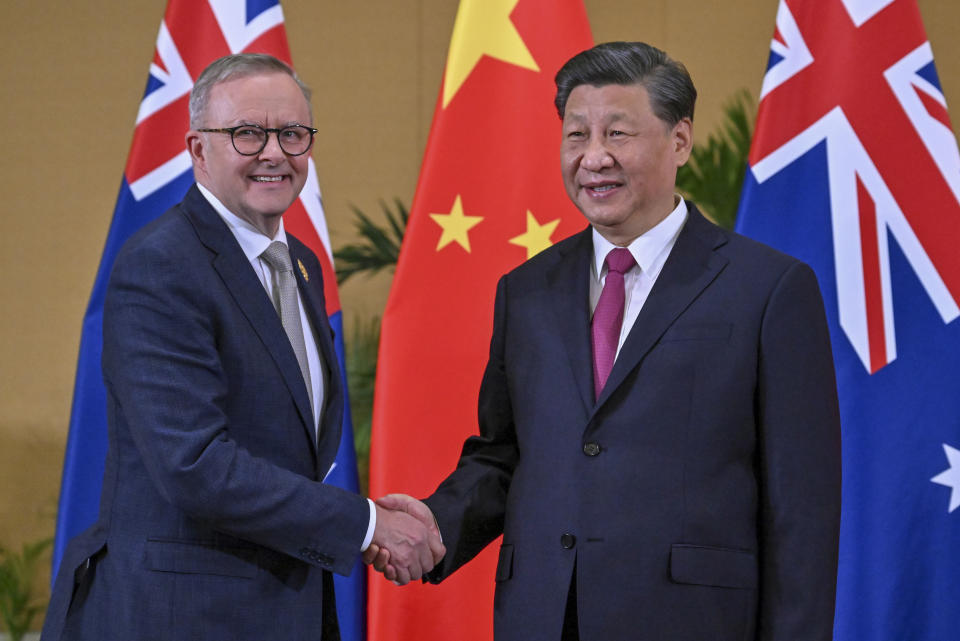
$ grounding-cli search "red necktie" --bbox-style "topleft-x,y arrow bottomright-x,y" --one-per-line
591,247 -> 636,399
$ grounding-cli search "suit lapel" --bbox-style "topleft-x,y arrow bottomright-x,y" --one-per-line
287,237 -> 344,470
593,206 -> 730,410
546,228 -> 596,415
181,186 -> 317,451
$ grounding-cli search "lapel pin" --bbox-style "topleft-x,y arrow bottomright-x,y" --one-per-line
297,259 -> 309,282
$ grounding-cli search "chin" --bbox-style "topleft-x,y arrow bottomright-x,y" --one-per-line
583,210 -> 629,229
254,195 -> 296,213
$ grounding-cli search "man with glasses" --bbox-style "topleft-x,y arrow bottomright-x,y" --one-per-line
43,53 -> 443,641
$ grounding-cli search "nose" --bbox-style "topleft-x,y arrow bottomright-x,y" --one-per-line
580,137 -> 614,172
258,131 -> 286,161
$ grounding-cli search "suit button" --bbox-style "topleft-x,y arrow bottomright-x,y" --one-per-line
560,533 -> 576,549
583,442 -> 601,456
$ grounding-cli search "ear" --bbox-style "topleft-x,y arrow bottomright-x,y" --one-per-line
185,129 -> 207,178
672,117 -> 693,167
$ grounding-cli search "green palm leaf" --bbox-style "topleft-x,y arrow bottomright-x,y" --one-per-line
345,316 -> 380,496
333,199 -> 409,284
0,538 -> 52,641
676,89 -> 755,230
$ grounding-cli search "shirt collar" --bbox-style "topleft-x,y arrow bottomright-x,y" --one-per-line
592,196 -> 688,278
197,183 -> 288,262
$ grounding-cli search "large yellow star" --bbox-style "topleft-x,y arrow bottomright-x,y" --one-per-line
442,0 -> 539,108
430,195 -> 484,252
509,211 -> 560,259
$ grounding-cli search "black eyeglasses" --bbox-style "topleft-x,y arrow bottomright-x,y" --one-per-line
197,124 -> 318,156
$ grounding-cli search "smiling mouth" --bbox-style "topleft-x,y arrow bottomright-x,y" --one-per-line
251,176 -> 284,183
584,182 -> 622,195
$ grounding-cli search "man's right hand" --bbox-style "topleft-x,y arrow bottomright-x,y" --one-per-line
369,496 -> 445,585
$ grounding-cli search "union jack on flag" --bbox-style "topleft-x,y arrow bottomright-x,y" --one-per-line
53,2 -> 366,640
736,0 -> 960,638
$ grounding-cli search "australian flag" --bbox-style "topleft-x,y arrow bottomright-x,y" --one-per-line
736,0 -> 960,638
53,2 -> 366,640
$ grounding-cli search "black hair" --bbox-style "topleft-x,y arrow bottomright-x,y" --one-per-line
554,41 -> 696,126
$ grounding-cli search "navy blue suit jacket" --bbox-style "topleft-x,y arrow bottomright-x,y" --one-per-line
424,206 -> 842,641
43,185 -> 368,641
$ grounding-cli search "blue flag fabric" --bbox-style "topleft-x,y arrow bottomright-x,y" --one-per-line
53,2 -> 366,640
736,1 -> 960,639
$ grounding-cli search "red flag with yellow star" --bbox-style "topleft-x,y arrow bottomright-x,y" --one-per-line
368,1 -> 592,639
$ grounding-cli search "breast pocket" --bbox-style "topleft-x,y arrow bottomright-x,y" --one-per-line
660,322 -> 732,343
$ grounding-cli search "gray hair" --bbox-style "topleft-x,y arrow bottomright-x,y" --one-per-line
189,53 -> 312,127
554,42 -> 696,127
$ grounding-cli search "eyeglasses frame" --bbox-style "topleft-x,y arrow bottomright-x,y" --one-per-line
197,124 -> 319,157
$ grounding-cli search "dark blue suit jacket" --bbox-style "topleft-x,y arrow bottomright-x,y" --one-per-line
43,185 -> 368,641
424,206 -> 842,641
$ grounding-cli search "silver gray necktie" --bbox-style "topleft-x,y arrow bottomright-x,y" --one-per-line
260,241 -> 313,413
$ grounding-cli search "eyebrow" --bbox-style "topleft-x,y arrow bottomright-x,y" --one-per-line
232,120 -> 309,128
564,111 -> 631,124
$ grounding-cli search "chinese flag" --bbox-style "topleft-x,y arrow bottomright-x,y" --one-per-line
368,1 -> 592,640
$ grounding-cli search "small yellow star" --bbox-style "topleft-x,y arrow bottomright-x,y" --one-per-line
509,211 -> 560,259
430,195 -> 484,252
442,0 -> 539,108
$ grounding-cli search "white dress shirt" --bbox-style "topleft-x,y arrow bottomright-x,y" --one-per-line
198,184 -> 327,433
589,197 -> 688,360
196,184 -> 376,550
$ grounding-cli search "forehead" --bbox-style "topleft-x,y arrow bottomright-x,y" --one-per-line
563,83 -> 654,121
206,72 -> 310,122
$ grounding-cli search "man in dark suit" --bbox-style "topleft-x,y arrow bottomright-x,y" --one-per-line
43,53 -> 442,641
371,42 -> 841,641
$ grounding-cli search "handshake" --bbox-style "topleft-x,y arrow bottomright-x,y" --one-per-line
364,493 -> 445,585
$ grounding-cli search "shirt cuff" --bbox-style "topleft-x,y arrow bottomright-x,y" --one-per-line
360,498 -> 376,552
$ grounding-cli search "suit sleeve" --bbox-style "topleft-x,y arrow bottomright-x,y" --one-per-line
756,261 -> 842,641
102,238 -> 368,576
424,275 -> 519,581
